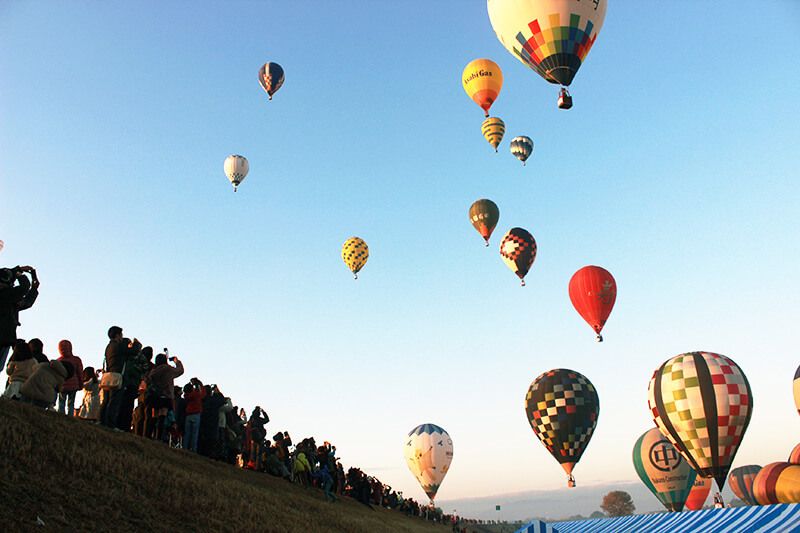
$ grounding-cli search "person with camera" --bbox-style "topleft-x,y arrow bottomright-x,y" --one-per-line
0,265 -> 39,372
182,377 -> 206,453
246,406 -> 269,470
146,350 -> 184,442
99,326 -> 142,429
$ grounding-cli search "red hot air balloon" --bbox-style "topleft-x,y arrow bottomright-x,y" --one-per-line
568,266 -> 616,342
684,476 -> 712,511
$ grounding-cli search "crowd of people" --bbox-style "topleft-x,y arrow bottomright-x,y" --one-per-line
1,264 -> 458,525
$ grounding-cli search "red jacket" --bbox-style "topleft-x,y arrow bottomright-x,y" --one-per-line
185,386 -> 206,415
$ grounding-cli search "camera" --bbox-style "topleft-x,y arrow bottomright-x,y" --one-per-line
0,267 -> 20,284
169,356 -> 176,362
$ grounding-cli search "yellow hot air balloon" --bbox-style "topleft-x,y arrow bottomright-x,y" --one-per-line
481,117 -> 505,152
462,59 -> 503,117
342,237 -> 368,279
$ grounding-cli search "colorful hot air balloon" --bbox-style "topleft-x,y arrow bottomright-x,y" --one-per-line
463,59 -> 503,117
499,227 -> 536,286
728,465 -> 762,506
510,136 -> 533,165
789,443 -> 800,465
633,428 -> 697,512
568,266 -> 617,342
753,462 -> 800,505
487,0 -> 607,107
403,424 -> 454,502
525,368 -> 599,487
341,237 -> 368,279
648,352 -> 753,492
258,62 -> 284,100
0,239 -> 3,251
481,117 -> 505,152
469,199 -> 500,246
223,155 -> 249,192
685,476 -> 712,511
793,365 -> 800,416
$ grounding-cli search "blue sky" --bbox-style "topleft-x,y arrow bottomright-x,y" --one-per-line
2,1 -> 799,520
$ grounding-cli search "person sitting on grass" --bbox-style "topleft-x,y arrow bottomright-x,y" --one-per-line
19,359 -> 73,409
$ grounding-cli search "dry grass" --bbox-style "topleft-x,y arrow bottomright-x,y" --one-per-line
0,399 -> 448,532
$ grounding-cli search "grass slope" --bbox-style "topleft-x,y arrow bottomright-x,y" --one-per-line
0,399 -> 447,532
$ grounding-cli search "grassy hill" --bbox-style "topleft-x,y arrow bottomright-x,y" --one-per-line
0,399 -> 450,532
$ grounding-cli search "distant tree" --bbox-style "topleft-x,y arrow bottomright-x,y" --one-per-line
590,511 -> 605,519
600,490 -> 635,517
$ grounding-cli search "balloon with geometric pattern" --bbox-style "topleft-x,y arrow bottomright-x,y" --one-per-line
632,427 -> 697,512
728,465 -> 761,506
684,476 -> 712,511
462,59 -> 503,118
568,265 -> 617,342
223,155 -> 249,192
258,62 -> 285,100
403,423 -> 453,502
510,136 -> 533,165
481,117 -> 505,152
469,199 -> 500,246
793,365 -> 800,417
753,462 -> 800,505
499,227 -> 536,286
525,368 -> 599,487
487,0 -> 607,107
647,352 -> 753,492
341,237 -> 368,279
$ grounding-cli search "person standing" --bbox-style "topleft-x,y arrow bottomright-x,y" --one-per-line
182,378 -> 206,453
56,340 -> 83,416
99,326 -> 141,428
146,351 -> 183,441
0,266 -> 38,372
28,339 -> 48,363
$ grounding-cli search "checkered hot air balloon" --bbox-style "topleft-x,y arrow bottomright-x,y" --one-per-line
403,423 -> 453,502
223,155 -> 249,192
258,62 -> 284,100
632,427 -> 697,512
568,265 -> 617,342
500,227 -> 536,285
510,136 -> 533,165
341,237 -> 368,279
648,352 -> 753,492
469,199 -> 500,246
525,368 -> 599,487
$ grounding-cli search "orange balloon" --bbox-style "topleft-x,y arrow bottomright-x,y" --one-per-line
462,59 -> 503,117
684,476 -> 712,511
753,462 -> 800,504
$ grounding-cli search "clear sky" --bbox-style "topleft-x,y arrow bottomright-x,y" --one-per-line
2,0 -> 799,521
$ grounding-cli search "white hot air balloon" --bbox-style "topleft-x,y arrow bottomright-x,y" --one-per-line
224,155 -> 249,192
403,423 -> 454,502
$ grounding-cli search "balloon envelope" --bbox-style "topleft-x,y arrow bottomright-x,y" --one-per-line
487,0 -> 607,87
223,155 -> 249,191
753,462 -> 800,505
525,368 -> 599,484
403,423 -> 453,501
481,117 -> 505,151
568,266 -> 616,341
469,199 -> 500,245
647,352 -> 753,491
729,465 -> 762,506
462,59 -> 503,117
633,428 -> 697,512
341,237 -> 368,279
685,476 -> 712,511
789,443 -> 800,465
793,365 -> 800,417
509,136 -> 533,164
258,62 -> 285,100
499,227 -> 536,285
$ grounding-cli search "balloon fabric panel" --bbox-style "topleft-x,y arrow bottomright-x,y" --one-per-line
684,477 -> 712,511
647,352 -> 753,490
525,369 -> 599,474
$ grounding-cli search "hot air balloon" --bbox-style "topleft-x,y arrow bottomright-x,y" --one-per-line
648,352 -> 753,492
793,365 -> 800,417
753,462 -> 800,505
789,443 -> 800,465
258,62 -> 284,100
403,423 -> 453,502
568,266 -> 616,342
0,239 -> 3,251
487,0 -> 607,108
728,465 -> 761,506
463,59 -> 503,117
341,237 -> 368,279
510,136 -> 533,165
633,428 -> 697,512
525,368 -> 599,487
469,199 -> 500,246
481,117 -> 505,152
224,155 -> 249,192
499,227 -> 536,286
685,476 -> 712,511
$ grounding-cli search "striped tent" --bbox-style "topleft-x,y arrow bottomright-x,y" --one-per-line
514,504 -> 800,533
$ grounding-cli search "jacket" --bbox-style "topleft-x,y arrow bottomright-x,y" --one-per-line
0,275 -> 38,347
104,338 -> 142,373
185,386 -> 207,415
6,357 -> 36,383
56,340 -> 84,393
147,360 -> 184,400
20,360 -> 68,403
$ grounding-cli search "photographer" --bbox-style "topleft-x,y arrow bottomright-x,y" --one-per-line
146,350 -> 184,441
0,266 -> 39,372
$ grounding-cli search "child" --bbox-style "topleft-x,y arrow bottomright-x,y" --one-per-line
78,367 -> 101,421
19,360 -> 74,408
